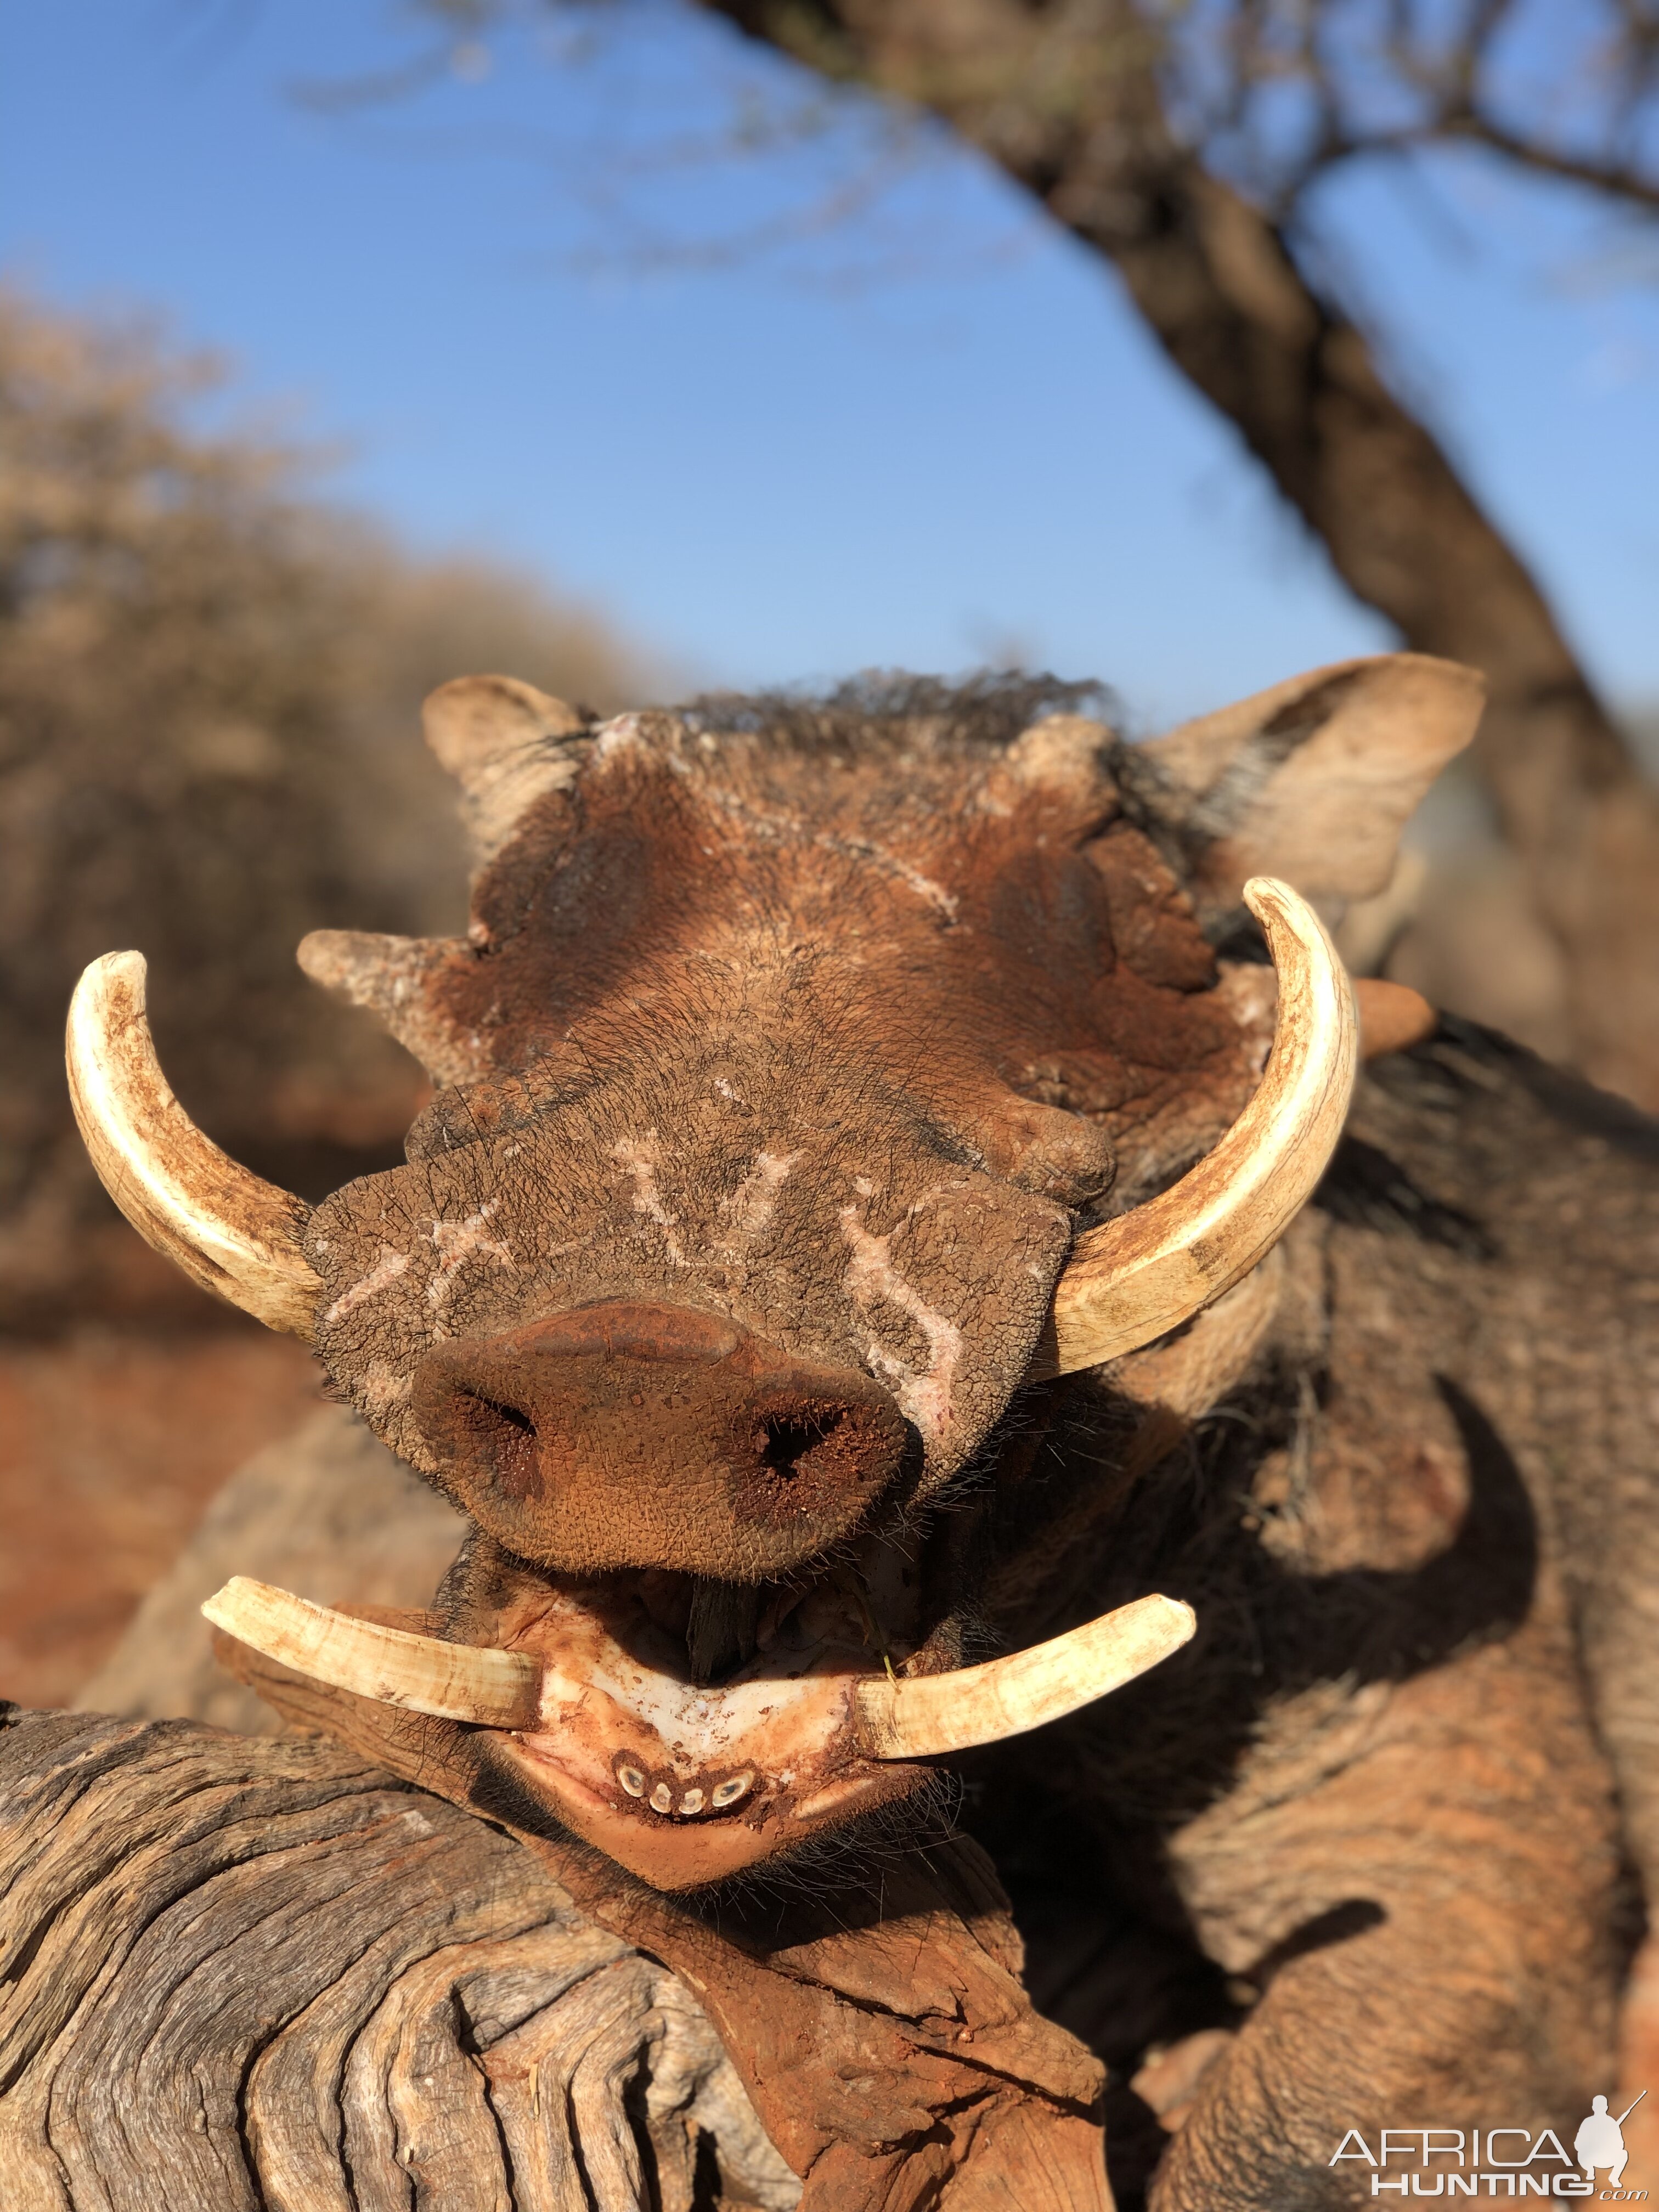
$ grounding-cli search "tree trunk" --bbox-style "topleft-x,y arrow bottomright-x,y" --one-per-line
50,1402 -> 1113,2209
700,0 -> 1659,1104
0,1701 -> 1113,2210
0,1707 -> 796,2210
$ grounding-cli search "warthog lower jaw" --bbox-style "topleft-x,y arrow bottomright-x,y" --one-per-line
204,1573 -> 1193,1888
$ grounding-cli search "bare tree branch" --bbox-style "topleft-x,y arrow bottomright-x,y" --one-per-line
321,0 -> 1659,1099
681,0 -> 1659,1103
1435,111 -> 1659,211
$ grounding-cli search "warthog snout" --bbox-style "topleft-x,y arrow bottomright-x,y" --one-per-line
411,1300 -> 911,1578
70,663 -> 1411,1891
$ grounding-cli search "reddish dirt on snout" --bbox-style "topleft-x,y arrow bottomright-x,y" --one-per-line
0,1325 -> 319,1707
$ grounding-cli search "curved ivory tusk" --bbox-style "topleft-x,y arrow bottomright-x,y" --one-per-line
202,1576 -> 543,1730
66,951 -> 321,1338
205,1576 -> 1193,1762
1042,877 -> 1357,1376
853,1593 -> 1194,1760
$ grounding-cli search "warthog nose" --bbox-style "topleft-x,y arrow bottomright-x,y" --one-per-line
410,1301 -> 910,1579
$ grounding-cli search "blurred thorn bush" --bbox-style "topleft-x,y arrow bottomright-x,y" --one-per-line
0,288 -> 663,1334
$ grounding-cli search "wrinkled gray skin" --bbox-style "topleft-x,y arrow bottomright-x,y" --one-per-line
287,664 -> 1659,2209
310,1012 -> 1072,1554
978,1025 -> 1659,2206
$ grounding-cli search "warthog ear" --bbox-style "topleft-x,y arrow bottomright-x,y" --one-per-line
423,674 -> 591,867
292,679 -> 595,1087
1124,654 -> 1485,922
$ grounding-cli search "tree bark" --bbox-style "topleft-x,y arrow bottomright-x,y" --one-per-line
0,1707 -> 795,2211
699,0 -> 1659,1103
0,1702 -> 1112,2210
49,1402 -> 1113,2210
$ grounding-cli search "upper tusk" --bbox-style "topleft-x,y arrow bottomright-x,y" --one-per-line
1041,877 -> 1357,1376
853,1593 -> 1194,1760
202,1576 -> 543,1730
66,951 -> 321,1339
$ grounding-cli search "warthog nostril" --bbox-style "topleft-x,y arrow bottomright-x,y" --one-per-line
411,1304 -> 910,1577
757,1411 -> 840,1480
453,1392 -> 539,1497
731,1395 -> 891,1533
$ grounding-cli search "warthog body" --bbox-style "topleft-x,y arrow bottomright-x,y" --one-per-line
48,660 -> 1659,2207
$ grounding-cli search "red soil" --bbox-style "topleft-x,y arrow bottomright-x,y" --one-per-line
0,1326 -> 321,1708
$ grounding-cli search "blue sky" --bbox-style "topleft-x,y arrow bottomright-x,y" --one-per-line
2,0 -> 1655,727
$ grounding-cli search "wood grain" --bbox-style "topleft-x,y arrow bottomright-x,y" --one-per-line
0,1706 -> 796,2211
40,1401 -> 1114,2209
220,1635 -> 1114,2212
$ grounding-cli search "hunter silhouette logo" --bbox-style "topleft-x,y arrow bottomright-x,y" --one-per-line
1576,2096 -> 1646,2193
1330,2095 -> 1649,2196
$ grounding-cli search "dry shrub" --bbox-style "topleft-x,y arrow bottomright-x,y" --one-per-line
0,289 -> 657,1330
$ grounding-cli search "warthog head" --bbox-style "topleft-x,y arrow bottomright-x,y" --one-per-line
69,661 -> 1481,1888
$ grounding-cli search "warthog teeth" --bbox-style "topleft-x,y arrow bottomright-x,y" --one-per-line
850,1593 -> 1196,1760
204,1577 -> 1195,1773
201,1576 -> 543,1730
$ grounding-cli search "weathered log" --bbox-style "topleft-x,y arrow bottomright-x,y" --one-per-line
52,1406 -> 1115,2208
0,1706 -> 796,2211
0,1692 -> 1113,2209
216,1630 -> 1114,2211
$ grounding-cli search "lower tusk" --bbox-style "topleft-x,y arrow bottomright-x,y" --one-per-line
204,1579 -> 1195,1774
201,1576 -> 542,1730
853,1593 -> 1195,1760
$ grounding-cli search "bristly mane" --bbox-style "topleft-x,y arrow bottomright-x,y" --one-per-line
673,670 -> 1120,762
